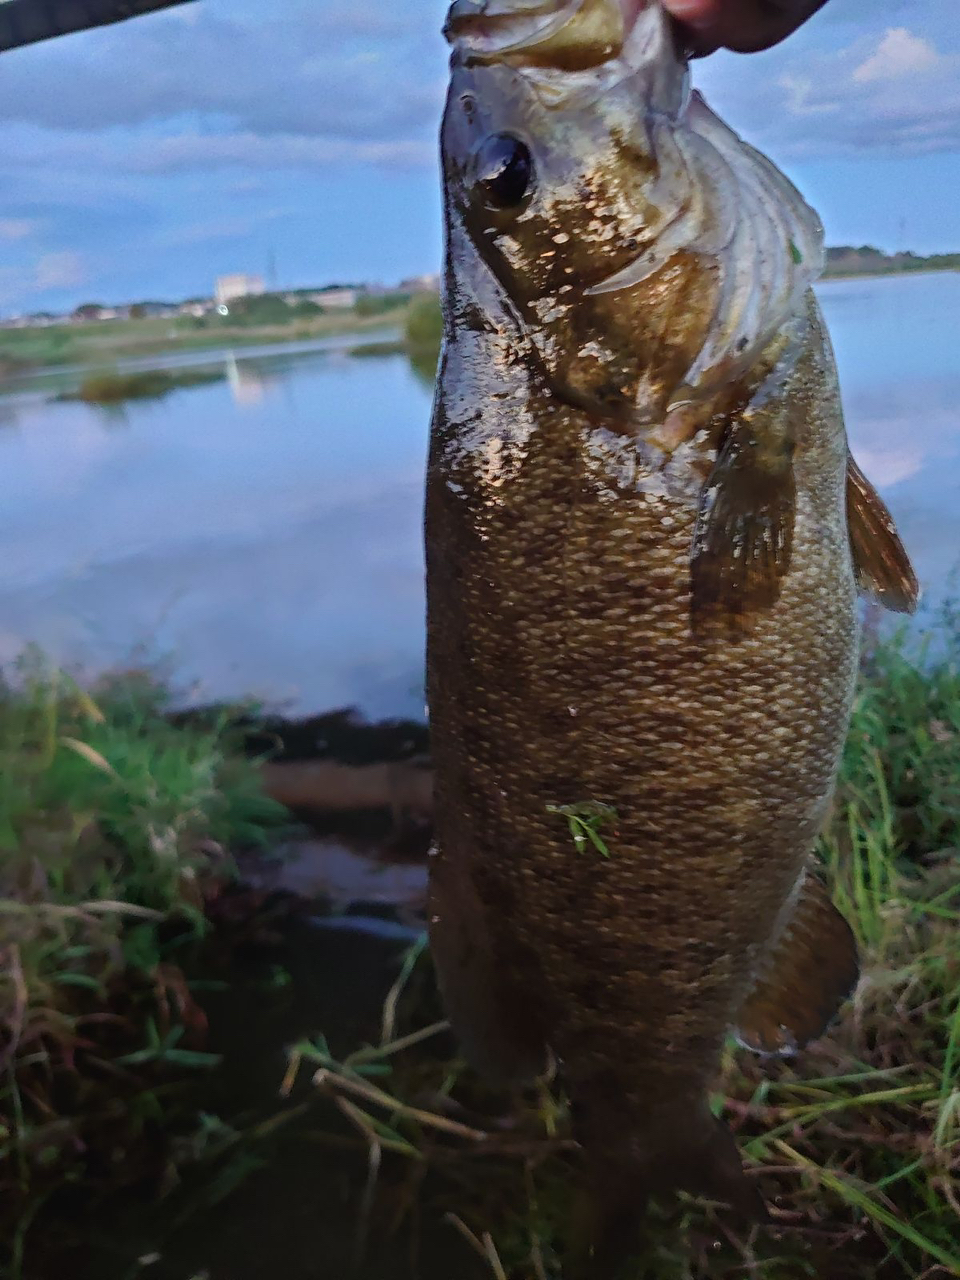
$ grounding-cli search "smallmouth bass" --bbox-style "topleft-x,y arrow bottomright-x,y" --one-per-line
425,0 -> 918,1240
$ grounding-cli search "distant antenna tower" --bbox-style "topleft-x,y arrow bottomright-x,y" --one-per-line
267,249 -> 278,292
898,218 -> 907,253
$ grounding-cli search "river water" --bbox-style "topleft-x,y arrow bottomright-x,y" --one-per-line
0,272 -> 956,720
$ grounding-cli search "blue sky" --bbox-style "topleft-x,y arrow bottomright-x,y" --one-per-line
0,0 -> 957,314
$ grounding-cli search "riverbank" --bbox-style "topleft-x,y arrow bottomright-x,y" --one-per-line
349,292 -> 443,384
823,247 -> 960,280
822,264 -> 960,282
54,366 -> 227,404
289,615 -> 960,1280
0,305 -> 416,383
0,294 -> 442,404
2,612 -> 959,1278
3,264 -> 956,390
0,668 -> 439,1279
0,664 -> 294,1267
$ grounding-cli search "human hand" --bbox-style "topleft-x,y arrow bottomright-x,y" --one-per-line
662,0 -> 828,55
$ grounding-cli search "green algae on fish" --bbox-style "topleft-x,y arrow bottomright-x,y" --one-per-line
546,802 -> 618,857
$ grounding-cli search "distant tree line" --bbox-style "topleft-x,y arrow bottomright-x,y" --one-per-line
216,294 -> 323,327
823,245 -> 960,278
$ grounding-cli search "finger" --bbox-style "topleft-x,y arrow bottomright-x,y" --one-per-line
665,0 -> 829,56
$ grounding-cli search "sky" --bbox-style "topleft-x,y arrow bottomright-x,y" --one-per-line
0,0 -> 957,314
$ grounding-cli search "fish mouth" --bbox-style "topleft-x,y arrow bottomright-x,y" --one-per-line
444,0 -> 648,68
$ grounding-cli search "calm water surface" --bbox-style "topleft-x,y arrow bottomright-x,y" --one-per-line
0,272 -> 956,719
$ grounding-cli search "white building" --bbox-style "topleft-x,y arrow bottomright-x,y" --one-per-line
214,274 -> 265,306
400,273 -> 441,293
309,288 -> 358,310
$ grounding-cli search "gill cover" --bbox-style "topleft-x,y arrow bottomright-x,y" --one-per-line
444,0 -> 825,416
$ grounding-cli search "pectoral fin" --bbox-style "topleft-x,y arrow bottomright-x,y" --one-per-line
691,418 -> 795,639
847,453 -> 919,614
736,871 -> 859,1057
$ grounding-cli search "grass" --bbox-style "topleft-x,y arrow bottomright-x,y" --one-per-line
291,613 -> 960,1279
0,658 -> 288,1263
545,802 -> 618,858
3,613 -> 957,1277
54,367 -> 224,404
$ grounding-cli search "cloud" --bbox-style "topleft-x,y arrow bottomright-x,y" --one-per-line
0,124 -> 434,178
704,25 -> 960,158
1,1 -> 954,197
34,251 -> 87,289
122,132 -> 433,175
0,1 -> 445,146
0,0 -> 955,315
853,28 -> 942,84
779,74 -> 840,118
851,447 -> 923,489
0,218 -> 38,240
155,207 -> 290,248
0,251 -> 89,307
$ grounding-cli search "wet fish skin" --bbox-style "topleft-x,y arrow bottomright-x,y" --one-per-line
426,0 -> 915,1223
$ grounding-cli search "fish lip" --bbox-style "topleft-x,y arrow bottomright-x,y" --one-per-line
443,0 -> 559,48
443,0 -> 643,65
443,0 -> 481,44
443,1 -> 684,115
444,0 -> 646,39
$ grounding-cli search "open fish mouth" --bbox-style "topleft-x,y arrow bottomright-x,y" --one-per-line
444,0 -> 647,68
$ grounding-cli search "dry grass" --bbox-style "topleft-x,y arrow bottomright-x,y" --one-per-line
294,613 -> 960,1278
0,659 -> 287,1268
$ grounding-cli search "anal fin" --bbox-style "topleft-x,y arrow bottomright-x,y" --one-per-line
736,871 -> 859,1057
847,452 -> 919,615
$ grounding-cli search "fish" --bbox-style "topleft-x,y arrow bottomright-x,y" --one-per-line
424,0 -> 919,1247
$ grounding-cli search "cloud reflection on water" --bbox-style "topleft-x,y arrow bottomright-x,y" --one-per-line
0,272 -> 955,718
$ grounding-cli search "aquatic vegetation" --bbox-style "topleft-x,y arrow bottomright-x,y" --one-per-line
297,621 -> 960,1279
404,292 -> 443,383
55,366 -> 224,404
0,660 -> 287,1264
349,340 -> 408,360
404,292 -> 442,356
346,294 -> 443,386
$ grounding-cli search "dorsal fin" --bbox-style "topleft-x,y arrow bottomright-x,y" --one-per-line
846,453 -> 919,615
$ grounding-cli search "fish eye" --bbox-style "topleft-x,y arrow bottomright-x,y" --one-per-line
472,133 -> 534,211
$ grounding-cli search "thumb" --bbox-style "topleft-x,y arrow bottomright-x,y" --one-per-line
664,0 -> 829,57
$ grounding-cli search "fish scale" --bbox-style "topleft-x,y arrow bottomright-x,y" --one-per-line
430,306 -> 854,1055
427,0 -> 917,1238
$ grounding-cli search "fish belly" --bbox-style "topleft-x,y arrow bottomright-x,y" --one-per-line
425,314 -> 859,1206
